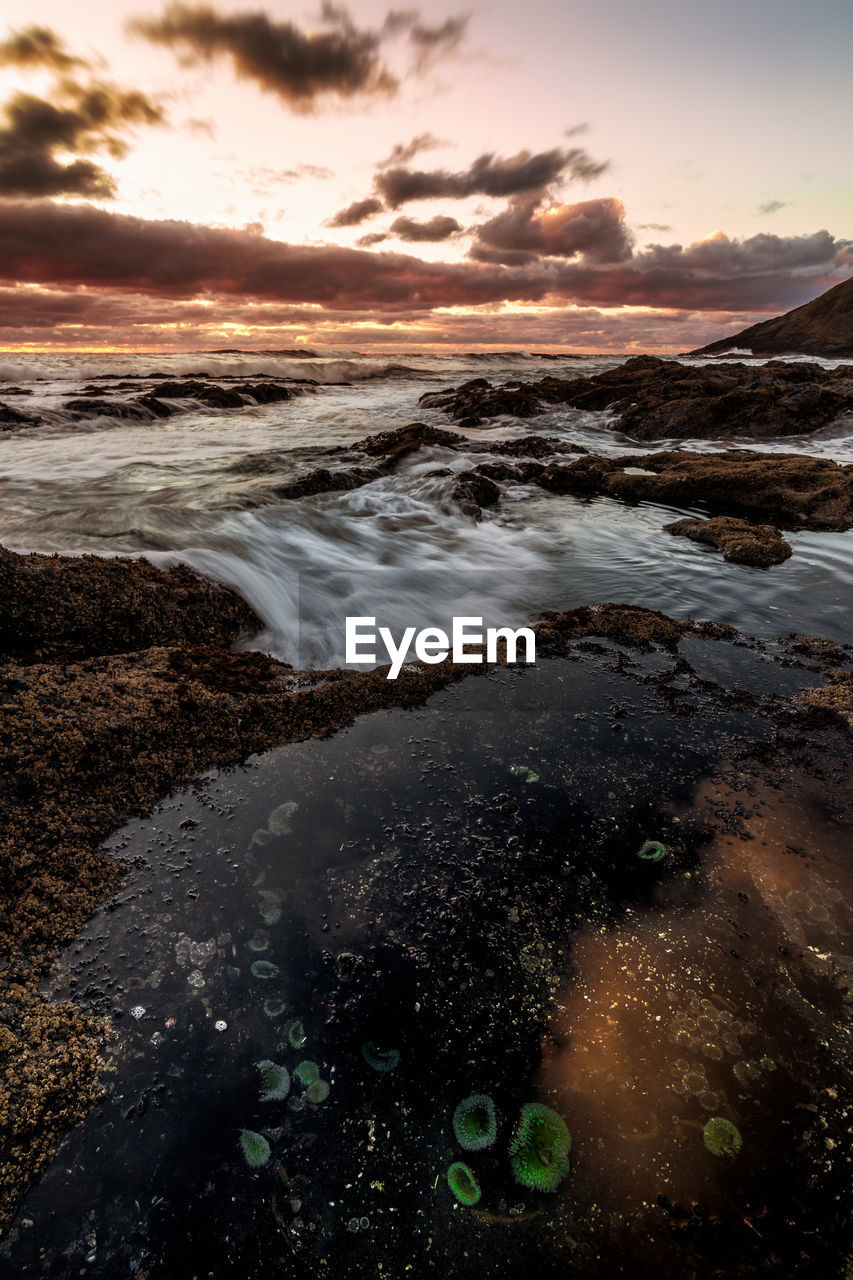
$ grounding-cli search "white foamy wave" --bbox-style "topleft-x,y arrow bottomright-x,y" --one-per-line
158,472 -> 561,668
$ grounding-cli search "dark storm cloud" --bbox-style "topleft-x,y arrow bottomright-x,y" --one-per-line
356,231 -> 388,246
0,200 -> 847,318
374,147 -> 608,207
378,132 -> 448,168
390,214 -> 461,241
0,79 -> 165,198
131,3 -> 468,111
470,196 -> 633,265
0,25 -> 86,71
327,196 -> 384,227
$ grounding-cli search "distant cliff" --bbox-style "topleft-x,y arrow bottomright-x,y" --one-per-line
692,276 -> 853,358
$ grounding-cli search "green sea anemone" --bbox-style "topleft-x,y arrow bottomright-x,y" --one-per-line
453,1094 -> 497,1151
307,1079 -> 330,1103
703,1116 -> 742,1157
638,840 -> 666,861
446,1162 -> 481,1206
269,801 -> 298,835
257,889 -> 283,926
294,1059 -> 320,1086
287,1019 -> 306,1049
510,764 -> 539,783
250,960 -> 279,979
256,1059 -> 290,1102
239,1129 -> 271,1169
250,828 -> 273,848
263,998 -> 286,1019
361,1041 -> 400,1072
508,1103 -> 571,1193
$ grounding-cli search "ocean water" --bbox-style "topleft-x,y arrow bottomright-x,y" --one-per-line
1,349 -> 852,660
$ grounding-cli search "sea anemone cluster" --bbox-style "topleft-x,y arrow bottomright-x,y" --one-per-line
453,1094 -> 497,1151
508,1102 -> 571,1192
637,839 -> 666,861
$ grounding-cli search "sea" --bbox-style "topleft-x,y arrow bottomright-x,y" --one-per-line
1,348 -> 852,660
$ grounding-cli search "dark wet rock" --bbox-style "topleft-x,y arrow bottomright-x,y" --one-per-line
489,434 -> 587,458
692,276 -> 853,359
798,671 -> 853,728
535,603 -> 737,653
0,545 -> 259,663
135,394 -> 175,419
665,515 -> 793,567
271,466 -> 379,500
149,381 -> 246,409
63,398 -> 149,420
232,381 -> 293,405
0,400 -> 40,430
533,450 -> 853,530
351,421 -> 463,462
419,377 -> 546,424
423,356 -> 853,440
451,470 -> 501,516
0,386 -> 32,395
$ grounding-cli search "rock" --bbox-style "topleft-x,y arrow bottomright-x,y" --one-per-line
0,546 -> 260,662
233,382 -> 293,405
422,356 -> 853,440
451,471 -> 501,516
692,276 -> 853,358
664,516 -> 793,567
0,400 -> 41,430
149,381 -> 246,408
135,395 -> 175,418
532,450 -> 853,530
63,398 -> 149,420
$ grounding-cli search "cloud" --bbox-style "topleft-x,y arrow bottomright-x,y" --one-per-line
327,196 -> 384,226
389,213 -> 461,241
356,231 -> 388,247
756,199 -> 788,216
131,3 -> 468,112
375,146 -> 608,207
383,12 -> 469,71
378,132 -> 448,168
0,76 -> 165,198
0,200 -> 847,320
638,222 -> 672,233
0,25 -> 87,71
470,195 -> 633,265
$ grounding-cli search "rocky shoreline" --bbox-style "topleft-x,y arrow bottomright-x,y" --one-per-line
419,355 -> 853,439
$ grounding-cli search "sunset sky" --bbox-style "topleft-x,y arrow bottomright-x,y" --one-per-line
0,0 -> 850,351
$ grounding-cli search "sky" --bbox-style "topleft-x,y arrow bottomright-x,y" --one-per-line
0,0 -> 850,352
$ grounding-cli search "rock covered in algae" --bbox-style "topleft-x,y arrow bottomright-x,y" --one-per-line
239,1129 -> 271,1168
256,1059 -> 290,1102
508,1102 -> 571,1192
447,1161 -> 481,1206
703,1115 -> 743,1157
361,1041 -> 400,1072
453,1093 -> 497,1151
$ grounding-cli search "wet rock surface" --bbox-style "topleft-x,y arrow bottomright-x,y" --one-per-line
420,355 -> 853,440
665,516 -> 793,567
0,401 -> 40,430
1,611 -> 852,1279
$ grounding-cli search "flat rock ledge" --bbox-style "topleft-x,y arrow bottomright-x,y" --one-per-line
664,515 -> 793,567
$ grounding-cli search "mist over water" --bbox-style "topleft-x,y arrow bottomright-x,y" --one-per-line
2,348 -> 853,662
